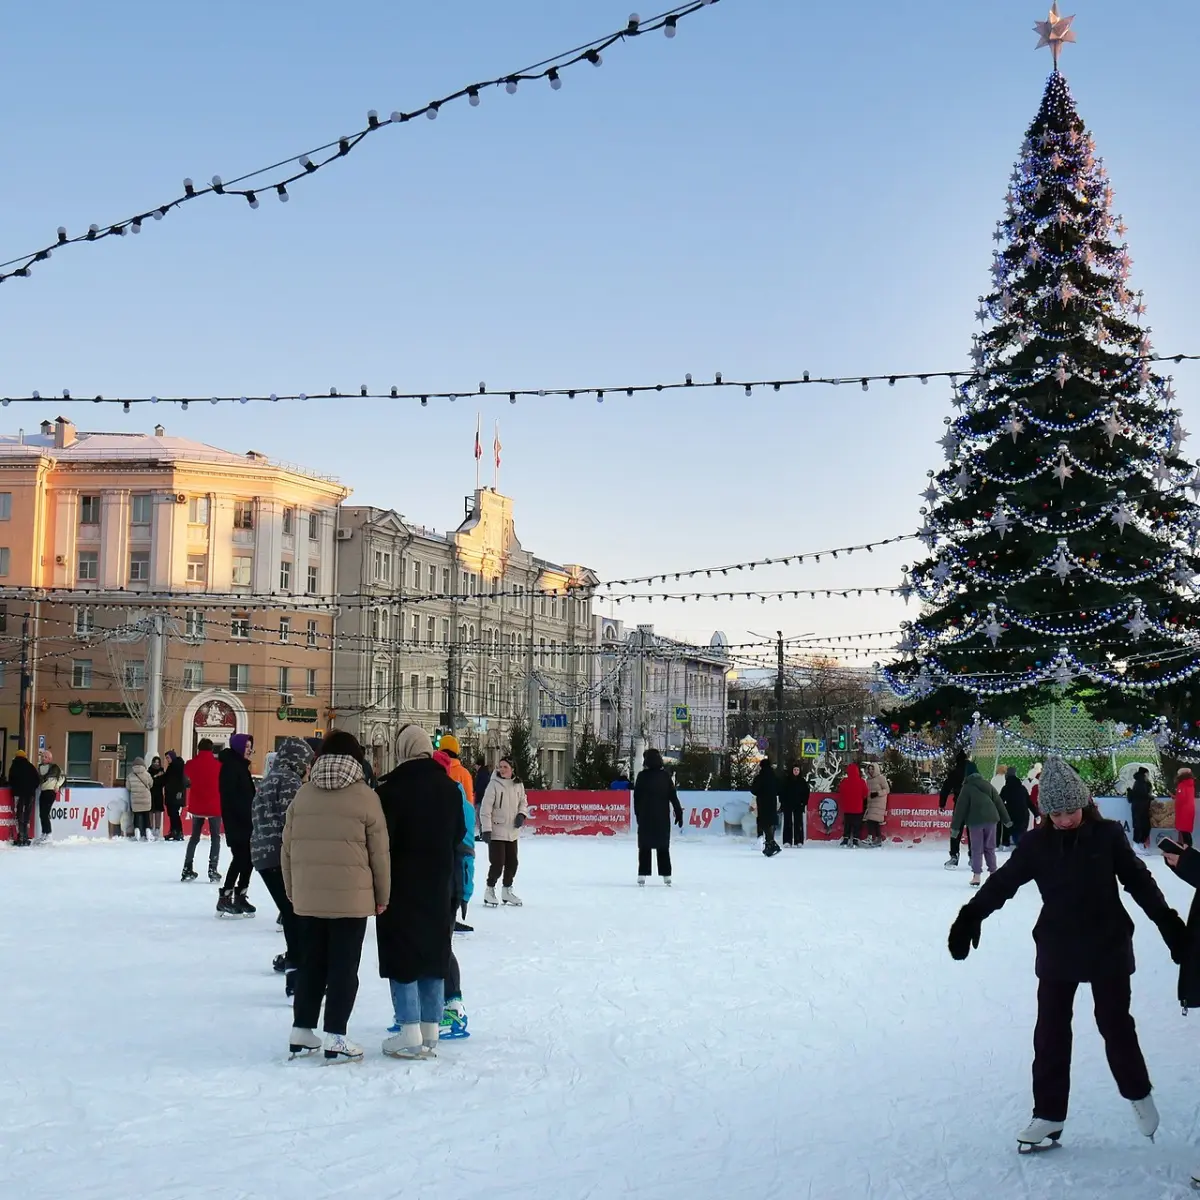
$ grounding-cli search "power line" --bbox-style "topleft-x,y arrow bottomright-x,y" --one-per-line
0,2 -> 720,285
8,352 -> 1199,409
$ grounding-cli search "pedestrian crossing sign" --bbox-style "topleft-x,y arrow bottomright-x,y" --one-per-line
801,738 -> 820,758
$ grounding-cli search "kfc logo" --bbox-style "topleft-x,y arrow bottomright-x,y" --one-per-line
818,796 -> 838,833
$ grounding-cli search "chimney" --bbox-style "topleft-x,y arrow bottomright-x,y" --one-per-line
54,416 -> 76,449
153,424 -> 165,437
39,420 -> 52,437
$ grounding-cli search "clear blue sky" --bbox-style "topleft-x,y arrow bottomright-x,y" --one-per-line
2,0 -> 1197,656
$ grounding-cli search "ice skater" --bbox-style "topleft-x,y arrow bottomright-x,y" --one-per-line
864,764 -> 890,847
9,750 -> 39,847
779,763 -> 810,846
633,748 -> 684,885
939,749 -> 967,869
1127,766 -> 1153,850
1175,767 -> 1195,849
837,763 -> 868,847
1000,766 -> 1036,851
947,757 -> 1185,1153
751,758 -> 781,857
950,762 -> 1011,886
480,757 -> 529,906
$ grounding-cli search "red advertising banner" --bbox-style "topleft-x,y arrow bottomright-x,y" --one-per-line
0,787 -> 15,841
525,790 -> 631,836
806,793 -> 953,844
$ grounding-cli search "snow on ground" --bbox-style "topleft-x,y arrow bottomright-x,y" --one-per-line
3,834 -> 1200,1200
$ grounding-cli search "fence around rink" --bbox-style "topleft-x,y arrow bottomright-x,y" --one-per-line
0,788 -> 1179,847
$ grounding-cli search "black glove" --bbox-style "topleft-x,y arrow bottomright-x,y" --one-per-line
948,907 -> 981,961
675,811 -> 684,829
1159,910 -> 1188,965
514,813 -> 527,829
480,831 -> 491,843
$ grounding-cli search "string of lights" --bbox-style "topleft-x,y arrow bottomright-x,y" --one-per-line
0,2 -> 720,287
10,353 -> 1200,411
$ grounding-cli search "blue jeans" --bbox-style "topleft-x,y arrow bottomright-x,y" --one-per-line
390,977 -> 444,1025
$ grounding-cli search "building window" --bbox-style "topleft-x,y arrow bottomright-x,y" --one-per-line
0,492 -> 11,520
426,676 -> 435,709
282,508 -> 295,536
373,550 -> 392,583
234,500 -> 254,529
278,666 -> 290,696
129,551 -> 150,582
227,556 -> 251,587
279,617 -> 291,643
410,674 -> 420,708
78,551 -> 99,581
183,661 -> 204,691
442,568 -> 450,593
488,681 -> 498,715
73,607 -> 94,637
279,560 -> 292,592
428,565 -> 437,591
440,678 -> 448,710
229,664 -> 249,692
306,668 -> 317,696
306,620 -> 317,648
540,638 -> 547,665
412,560 -> 422,590
80,496 -> 101,525
72,659 -> 93,689
426,617 -> 436,645
411,616 -> 420,644
0,547 -> 10,577
187,497 -> 210,526
373,666 -> 389,706
308,511 -> 320,541
184,609 -> 205,640
186,555 -> 207,584
307,565 -> 319,596
129,494 -> 152,525
231,615 -> 250,640
124,661 -> 146,690
441,618 -> 450,645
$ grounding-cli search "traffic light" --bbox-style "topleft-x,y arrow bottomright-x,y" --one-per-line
836,726 -> 847,752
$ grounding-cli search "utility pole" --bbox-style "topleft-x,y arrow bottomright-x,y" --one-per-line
774,630 -> 785,766
144,613 -> 165,761
446,639 -> 458,734
631,626 -> 649,775
17,613 -> 31,752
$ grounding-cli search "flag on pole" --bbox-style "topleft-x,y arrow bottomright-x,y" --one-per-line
474,415 -> 482,462
493,422 -> 502,471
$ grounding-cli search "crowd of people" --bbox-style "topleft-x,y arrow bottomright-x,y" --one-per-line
165,727 -> 529,1063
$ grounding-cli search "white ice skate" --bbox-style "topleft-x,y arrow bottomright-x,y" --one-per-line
502,886 -> 523,907
1131,1094 -> 1159,1141
322,1033 -> 364,1063
1017,1117 -> 1064,1153
288,1027 -> 321,1059
420,1022 -> 440,1056
383,1024 -> 431,1060
483,886 -> 499,908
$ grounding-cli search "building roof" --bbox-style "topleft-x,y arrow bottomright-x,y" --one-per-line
0,426 -> 340,484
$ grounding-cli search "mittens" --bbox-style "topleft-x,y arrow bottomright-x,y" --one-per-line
479,831 -> 491,843
948,907 -> 982,961
514,813 -> 527,829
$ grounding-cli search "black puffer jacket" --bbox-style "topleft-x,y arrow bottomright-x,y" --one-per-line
219,748 -> 256,841
939,751 -> 967,811
633,760 -> 682,849
965,813 -> 1180,981
1169,848 -> 1200,1010
780,769 -> 811,811
1000,773 -> 1037,836
375,757 -> 466,982
750,763 -> 779,833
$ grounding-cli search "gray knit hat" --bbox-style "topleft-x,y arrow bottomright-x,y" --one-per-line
1038,755 -> 1091,815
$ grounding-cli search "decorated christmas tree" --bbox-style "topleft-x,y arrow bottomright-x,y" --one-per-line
878,8 -> 1200,757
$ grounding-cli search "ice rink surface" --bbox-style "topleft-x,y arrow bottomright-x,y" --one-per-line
4,833 -> 1200,1199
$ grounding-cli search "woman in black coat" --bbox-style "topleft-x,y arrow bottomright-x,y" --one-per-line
1127,767 -> 1154,849
375,725 -> 466,1059
1000,766 -> 1037,848
779,764 -> 810,847
1163,842 -> 1200,1188
750,759 -> 781,857
161,752 -> 188,841
633,748 -> 683,886
948,757 -> 1185,1150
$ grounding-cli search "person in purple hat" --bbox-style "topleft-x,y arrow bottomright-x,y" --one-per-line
218,733 -> 258,918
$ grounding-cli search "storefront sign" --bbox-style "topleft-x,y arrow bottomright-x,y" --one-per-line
806,793 -> 954,843
525,791 -> 630,836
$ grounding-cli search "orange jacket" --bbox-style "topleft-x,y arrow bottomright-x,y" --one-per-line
444,755 -> 474,807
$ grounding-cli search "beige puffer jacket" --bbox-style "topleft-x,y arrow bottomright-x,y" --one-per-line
281,755 -> 391,918
480,775 -> 529,843
127,762 -> 155,813
865,769 -> 890,824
